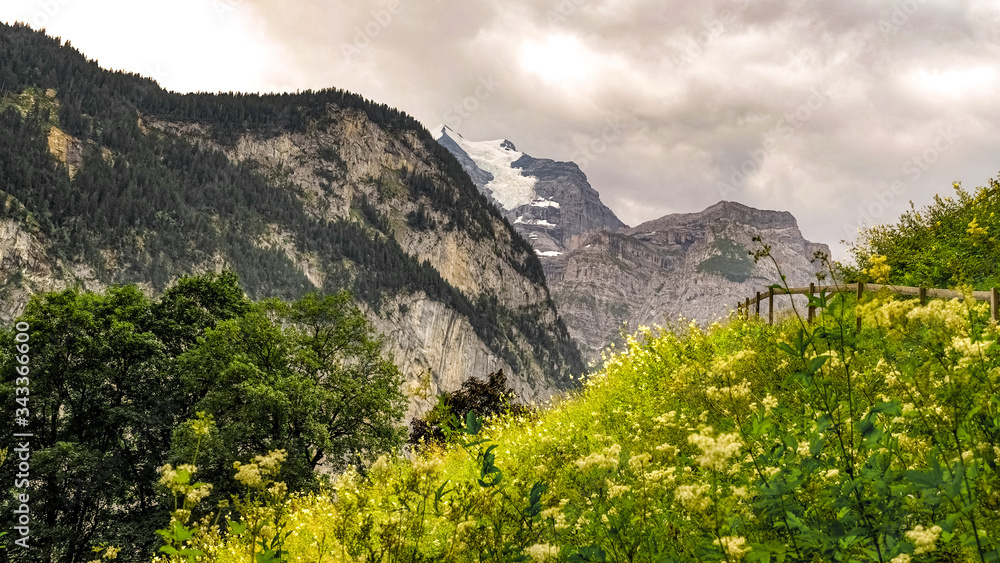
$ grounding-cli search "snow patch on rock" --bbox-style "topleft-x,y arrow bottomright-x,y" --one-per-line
530,197 -> 560,209
515,217 -> 556,227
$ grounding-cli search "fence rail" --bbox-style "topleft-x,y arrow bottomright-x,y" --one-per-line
737,282 -> 1000,326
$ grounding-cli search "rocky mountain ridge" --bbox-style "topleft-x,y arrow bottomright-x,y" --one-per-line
550,200 -> 830,359
433,127 -> 830,362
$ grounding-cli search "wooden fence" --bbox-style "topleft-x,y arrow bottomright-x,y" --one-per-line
737,282 -> 1000,326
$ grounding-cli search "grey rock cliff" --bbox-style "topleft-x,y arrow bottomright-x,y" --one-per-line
433,127 -> 830,363
548,201 -> 830,361
145,112 -> 582,415
510,154 -> 627,253
0,102 -> 582,420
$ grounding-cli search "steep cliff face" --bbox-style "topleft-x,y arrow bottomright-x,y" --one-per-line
0,214 -> 89,319
0,24 -> 584,417
149,113 -> 549,310
147,112 -> 579,412
365,291 -> 563,421
547,201 -> 830,360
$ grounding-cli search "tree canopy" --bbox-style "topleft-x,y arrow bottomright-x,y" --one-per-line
0,271 -> 406,562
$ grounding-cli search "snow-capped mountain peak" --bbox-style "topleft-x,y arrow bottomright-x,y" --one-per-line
430,123 -> 458,141
432,125 -> 626,256
430,125 -> 537,210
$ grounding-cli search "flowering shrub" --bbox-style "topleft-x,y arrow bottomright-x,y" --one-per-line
847,177 -> 1000,288
190,284 -> 1000,562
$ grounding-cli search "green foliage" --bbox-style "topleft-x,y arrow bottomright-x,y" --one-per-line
0,272 -> 406,561
206,275 -> 1000,561
404,170 -> 494,242
409,369 -> 532,446
173,290 -> 407,502
355,193 -> 392,234
847,177 -> 1000,289
155,413 -> 214,563
0,87 -> 61,129
406,204 -> 438,231
0,284 -> 176,561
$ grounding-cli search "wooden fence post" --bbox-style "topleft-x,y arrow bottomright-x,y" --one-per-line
768,287 -> 774,325
807,283 -> 815,323
856,281 -> 864,332
992,287 -> 999,322
737,283 -> 996,328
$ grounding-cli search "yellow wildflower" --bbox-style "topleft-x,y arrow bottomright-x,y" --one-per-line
714,536 -> 749,560
688,428 -> 742,471
906,524 -> 942,555
525,543 -> 560,562
967,217 -> 987,237
866,254 -> 891,283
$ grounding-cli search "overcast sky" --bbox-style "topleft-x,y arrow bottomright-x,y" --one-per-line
3,0 -> 1000,259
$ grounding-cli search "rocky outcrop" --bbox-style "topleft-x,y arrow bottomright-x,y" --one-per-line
365,291 -> 552,422
510,154 -> 627,254
0,194 -> 107,320
0,80 -> 582,420
547,201 -> 830,361
433,126 -> 830,364
153,115 -> 552,311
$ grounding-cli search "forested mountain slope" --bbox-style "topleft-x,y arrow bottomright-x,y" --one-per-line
0,23 -> 584,411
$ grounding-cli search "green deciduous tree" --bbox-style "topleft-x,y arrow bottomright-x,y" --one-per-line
171,289 -> 407,509
0,273 -> 406,562
0,285 -> 172,562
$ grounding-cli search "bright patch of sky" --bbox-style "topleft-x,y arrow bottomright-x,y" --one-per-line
518,34 -> 592,87
1,0 -> 294,93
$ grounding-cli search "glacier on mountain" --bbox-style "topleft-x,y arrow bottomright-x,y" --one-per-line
431,125 -> 537,210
